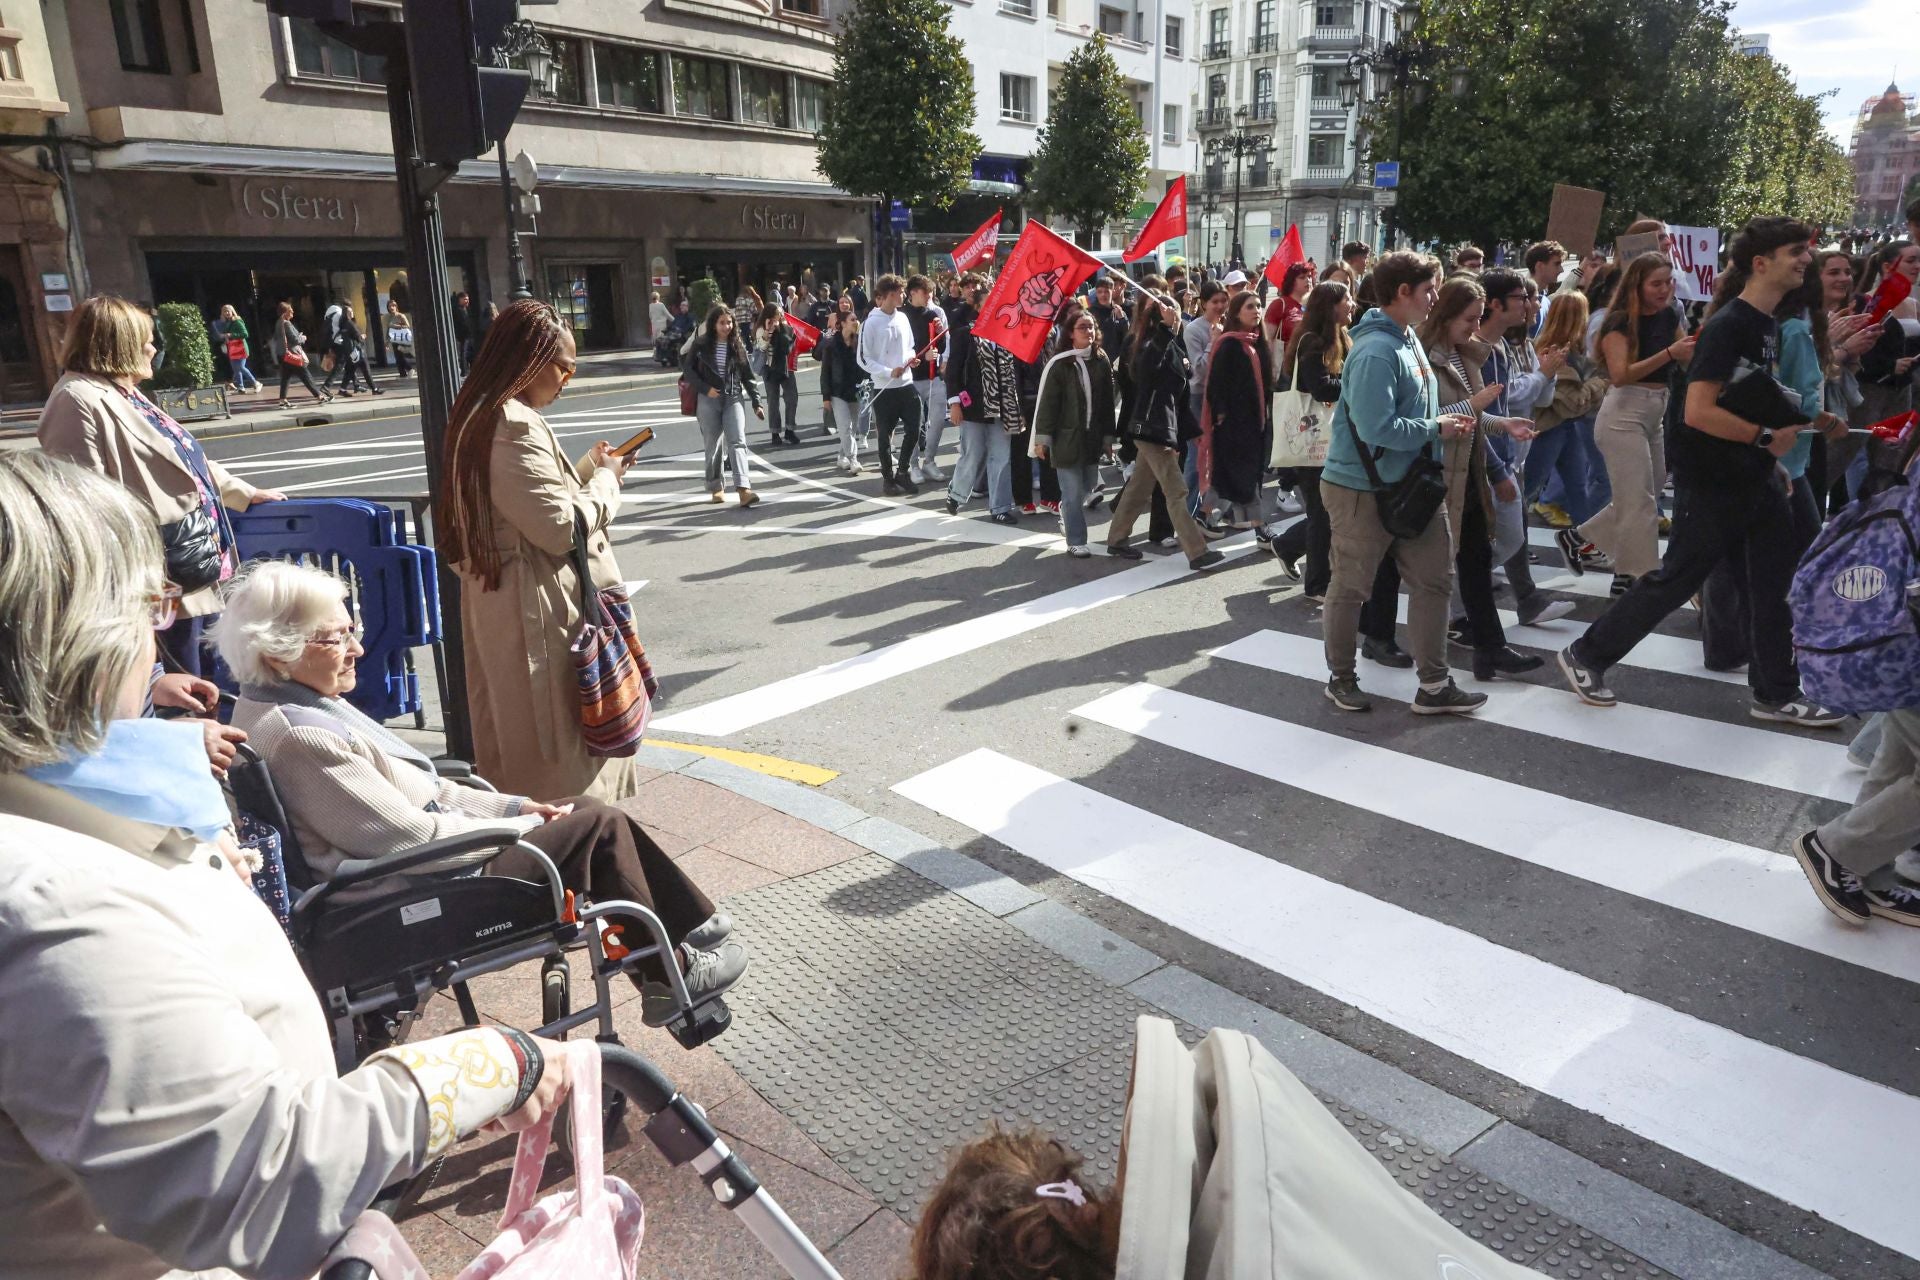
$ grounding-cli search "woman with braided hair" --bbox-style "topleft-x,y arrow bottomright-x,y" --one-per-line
440,299 -> 638,802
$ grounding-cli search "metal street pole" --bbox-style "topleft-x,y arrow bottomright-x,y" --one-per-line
1230,148 -> 1245,267
498,137 -> 530,299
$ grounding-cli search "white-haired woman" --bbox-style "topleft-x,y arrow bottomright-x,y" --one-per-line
0,452 -> 570,1280
215,560 -> 746,1019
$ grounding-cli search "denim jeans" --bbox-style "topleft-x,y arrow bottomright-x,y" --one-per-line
1524,417 -> 1606,526
946,420 -> 1013,515
829,398 -> 859,467
1053,461 -> 1101,547
914,380 -> 945,469
697,391 -> 754,492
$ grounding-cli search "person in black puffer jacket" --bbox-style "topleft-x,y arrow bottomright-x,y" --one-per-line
816,312 -> 869,473
756,306 -> 801,446
1101,294 -> 1219,569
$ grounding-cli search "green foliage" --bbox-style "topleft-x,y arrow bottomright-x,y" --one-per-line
817,0 -> 980,211
688,274 -> 722,325
1028,35 -> 1151,245
149,303 -> 214,390
1385,0 -> 1854,247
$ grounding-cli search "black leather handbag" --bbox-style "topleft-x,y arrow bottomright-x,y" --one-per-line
1716,359 -> 1813,430
1346,411 -> 1448,540
158,503 -> 227,593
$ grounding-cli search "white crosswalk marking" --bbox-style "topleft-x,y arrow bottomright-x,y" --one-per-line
1214,629 -> 1856,799
1397,597 -> 1743,684
892,746 -> 1920,1262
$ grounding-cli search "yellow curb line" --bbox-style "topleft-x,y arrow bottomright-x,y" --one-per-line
643,738 -> 839,787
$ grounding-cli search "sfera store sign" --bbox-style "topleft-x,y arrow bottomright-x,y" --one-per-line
237,181 -> 365,234
742,203 -> 806,234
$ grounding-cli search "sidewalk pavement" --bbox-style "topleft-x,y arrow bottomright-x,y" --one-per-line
391,740 -> 1827,1280
0,347 -> 683,445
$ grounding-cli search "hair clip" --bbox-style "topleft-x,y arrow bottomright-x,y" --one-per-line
1034,1179 -> 1087,1207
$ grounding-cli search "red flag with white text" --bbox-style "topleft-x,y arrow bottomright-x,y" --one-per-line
784,311 -> 819,371
1262,224 -> 1305,288
951,210 -> 1004,272
1869,272 -> 1913,324
1124,177 -> 1187,263
973,221 -> 1103,364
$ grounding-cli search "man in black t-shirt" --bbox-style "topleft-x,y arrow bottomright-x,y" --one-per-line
1558,217 -> 1846,727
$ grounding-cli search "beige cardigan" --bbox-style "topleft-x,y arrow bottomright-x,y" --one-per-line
36,371 -> 258,618
230,697 -> 534,881
456,397 -> 637,803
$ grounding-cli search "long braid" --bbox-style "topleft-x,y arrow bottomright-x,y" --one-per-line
439,300 -> 568,591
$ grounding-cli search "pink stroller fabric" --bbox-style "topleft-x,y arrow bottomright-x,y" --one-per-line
323,1041 -> 646,1279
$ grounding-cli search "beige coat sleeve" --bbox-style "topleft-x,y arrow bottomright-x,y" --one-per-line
36,383 -> 116,479
270,726 -> 538,864
490,421 -> 623,560
430,773 -> 530,821
207,455 -> 258,510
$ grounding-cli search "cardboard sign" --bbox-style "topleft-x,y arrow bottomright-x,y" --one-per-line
1545,184 -> 1606,258
1614,232 -> 1663,265
1664,225 -> 1720,303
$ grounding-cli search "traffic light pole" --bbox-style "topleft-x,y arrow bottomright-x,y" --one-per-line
384,55 -> 474,762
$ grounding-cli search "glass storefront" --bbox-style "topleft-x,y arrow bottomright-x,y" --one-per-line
544,261 -> 625,351
672,246 -> 858,316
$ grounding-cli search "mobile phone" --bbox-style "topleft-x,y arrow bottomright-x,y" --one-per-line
611,427 -> 655,457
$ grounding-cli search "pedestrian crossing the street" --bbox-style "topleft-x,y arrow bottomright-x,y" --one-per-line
890,620 -> 1920,1266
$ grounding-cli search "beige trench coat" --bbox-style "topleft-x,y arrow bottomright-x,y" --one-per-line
36,372 -> 259,618
457,397 -> 637,803
1426,336 -> 1498,543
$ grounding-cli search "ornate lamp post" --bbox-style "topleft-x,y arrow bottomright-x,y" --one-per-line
492,21 -> 556,299
1204,105 -> 1271,269
1339,1 -> 1467,247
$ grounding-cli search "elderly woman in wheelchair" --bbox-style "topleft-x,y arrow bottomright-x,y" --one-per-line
211,560 -> 748,1025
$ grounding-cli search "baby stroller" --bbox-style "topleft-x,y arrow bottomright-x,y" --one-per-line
1114,1016 -> 1544,1278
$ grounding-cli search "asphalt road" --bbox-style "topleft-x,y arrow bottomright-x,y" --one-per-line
206,378 -> 1918,1279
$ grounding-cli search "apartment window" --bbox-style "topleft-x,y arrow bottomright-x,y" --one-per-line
1000,0 -> 1035,16
111,0 -> 169,72
780,0 -> 822,14
672,52 -> 733,120
1311,65 -> 1334,97
1206,74 -> 1226,110
1252,68 -> 1273,111
740,66 -> 790,127
1254,0 -> 1275,36
1164,15 -> 1183,55
1208,8 -> 1228,43
1098,5 -> 1126,36
595,44 -> 660,113
1316,4 -> 1354,26
1047,0 -> 1059,14
1000,73 -> 1036,123
1162,103 -> 1180,143
290,13 -> 386,84
1308,133 -> 1342,166
794,77 -> 827,133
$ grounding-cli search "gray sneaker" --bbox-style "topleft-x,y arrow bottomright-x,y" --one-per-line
1557,646 -> 1616,707
1893,848 -> 1920,884
1751,698 -> 1848,729
1411,680 -> 1489,716
683,912 -> 733,951
642,940 -> 750,1026
1325,677 -> 1372,713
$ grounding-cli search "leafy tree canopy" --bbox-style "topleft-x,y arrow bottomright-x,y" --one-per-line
1028,35 -> 1151,245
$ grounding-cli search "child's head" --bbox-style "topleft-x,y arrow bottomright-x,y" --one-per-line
909,1128 -> 1118,1280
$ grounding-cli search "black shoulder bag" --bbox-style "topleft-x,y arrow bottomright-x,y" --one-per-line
1343,341 -> 1448,540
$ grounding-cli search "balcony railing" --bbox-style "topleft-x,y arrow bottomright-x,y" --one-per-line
1300,164 -> 1349,182
1309,95 -> 1343,114
1307,24 -> 1360,45
1248,164 -> 1274,188
1197,106 -> 1231,128
1202,169 -> 1225,192
1247,31 -> 1280,53
1202,39 -> 1232,59
1246,101 -> 1277,123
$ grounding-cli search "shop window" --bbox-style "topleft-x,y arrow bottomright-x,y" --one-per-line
289,6 -> 387,84
740,66 -> 789,128
1000,73 -> 1035,124
794,77 -> 827,134
671,53 -> 732,121
111,0 -> 169,72
595,42 -> 659,113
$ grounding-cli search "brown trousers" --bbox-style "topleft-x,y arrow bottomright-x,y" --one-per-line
1105,440 -> 1208,558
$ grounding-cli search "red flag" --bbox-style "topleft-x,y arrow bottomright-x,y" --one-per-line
1262,224 -> 1305,288
951,210 -> 1004,272
784,311 -> 819,372
1869,271 -> 1913,324
973,221 -> 1103,363
1123,177 -> 1187,263
1868,409 -> 1918,445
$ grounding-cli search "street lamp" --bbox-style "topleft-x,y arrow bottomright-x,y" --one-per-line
492,20 -> 553,300
1198,185 -> 1222,270
1204,105 -> 1271,269
1339,1 -> 1466,249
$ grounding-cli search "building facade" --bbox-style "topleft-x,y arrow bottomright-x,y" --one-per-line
1190,0 -> 1391,272
0,3 -> 72,402
1850,83 -> 1918,229
44,0 -> 870,380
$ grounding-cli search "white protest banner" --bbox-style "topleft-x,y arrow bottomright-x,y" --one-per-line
1663,225 -> 1720,303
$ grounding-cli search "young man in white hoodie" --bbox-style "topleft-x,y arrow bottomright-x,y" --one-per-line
858,274 -> 923,496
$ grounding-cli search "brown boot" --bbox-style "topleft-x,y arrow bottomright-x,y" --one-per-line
737,488 -> 759,508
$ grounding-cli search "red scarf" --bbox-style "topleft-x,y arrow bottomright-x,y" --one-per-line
1197,329 -> 1266,499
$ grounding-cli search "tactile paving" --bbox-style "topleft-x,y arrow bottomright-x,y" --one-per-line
715,854 -> 1671,1276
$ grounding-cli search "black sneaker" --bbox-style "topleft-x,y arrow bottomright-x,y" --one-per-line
882,480 -> 903,496
1609,573 -> 1634,597
1790,831 -> 1870,925
897,479 -> 919,497
1554,527 -> 1587,576
1412,680 -> 1489,716
1360,636 -> 1414,669
1473,646 -> 1545,680
1446,618 -> 1470,646
1188,550 -> 1225,571
1106,540 -> 1144,559
1556,645 -> 1616,707
990,511 -> 1019,525
944,497 -> 960,516
1268,536 -> 1299,579
1325,677 -> 1372,712
1866,880 -> 1920,927
1751,698 -> 1848,729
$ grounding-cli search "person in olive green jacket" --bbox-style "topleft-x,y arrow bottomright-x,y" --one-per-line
1031,305 -> 1118,557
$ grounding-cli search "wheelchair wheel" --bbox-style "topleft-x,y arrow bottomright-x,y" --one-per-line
540,958 -> 569,1035
554,1084 -> 628,1164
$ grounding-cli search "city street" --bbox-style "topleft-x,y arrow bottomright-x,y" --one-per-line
208,379 -> 1919,1278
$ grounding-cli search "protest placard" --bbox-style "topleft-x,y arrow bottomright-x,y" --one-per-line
1545,185 -> 1606,258
1614,232 -> 1663,265
1664,225 -> 1720,303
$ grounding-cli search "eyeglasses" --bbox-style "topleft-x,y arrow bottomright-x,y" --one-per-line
555,361 -> 576,386
309,625 -> 365,649
1073,321 -> 1097,332
147,580 -> 184,631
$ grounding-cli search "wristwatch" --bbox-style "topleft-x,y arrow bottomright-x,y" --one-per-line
1754,427 -> 1775,450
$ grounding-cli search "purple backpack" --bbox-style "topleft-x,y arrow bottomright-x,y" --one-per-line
1791,480 -> 1920,714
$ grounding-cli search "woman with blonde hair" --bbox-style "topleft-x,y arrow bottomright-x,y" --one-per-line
1523,290 -> 1611,533
440,299 -> 638,802
38,295 -> 285,676
216,303 -> 260,392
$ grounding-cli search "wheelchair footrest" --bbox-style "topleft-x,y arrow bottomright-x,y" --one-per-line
665,996 -> 731,1050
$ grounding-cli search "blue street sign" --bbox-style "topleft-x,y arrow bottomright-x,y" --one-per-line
889,200 -> 912,229
1373,161 -> 1400,189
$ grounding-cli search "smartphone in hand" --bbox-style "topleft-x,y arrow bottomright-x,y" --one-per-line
611,427 -> 655,457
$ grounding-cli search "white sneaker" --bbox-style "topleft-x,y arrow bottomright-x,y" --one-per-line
1277,492 -> 1304,516
908,463 -> 927,484
921,461 -> 947,482
1067,544 -> 1092,558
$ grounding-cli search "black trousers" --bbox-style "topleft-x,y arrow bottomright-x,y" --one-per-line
1575,475 -> 1804,705
499,797 -> 716,984
278,361 -> 323,399
1697,477 -> 1823,672
1271,465 -> 1331,596
1455,501 -> 1509,655
1360,554 -> 1411,643
871,385 -> 921,483
1010,428 -> 1061,505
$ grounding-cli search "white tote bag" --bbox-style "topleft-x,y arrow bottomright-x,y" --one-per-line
1270,347 -> 1334,469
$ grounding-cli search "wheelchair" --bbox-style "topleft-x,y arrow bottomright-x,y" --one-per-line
226,742 -> 733,1082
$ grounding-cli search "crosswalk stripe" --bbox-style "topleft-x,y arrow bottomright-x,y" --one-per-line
1525,523 -> 1670,557
1072,681 -> 1916,984
279,464 -> 427,495
620,491 -> 839,505
1214,629 -> 1857,801
226,454 -> 394,474
1393,597 -> 1745,686
892,747 -> 1920,1262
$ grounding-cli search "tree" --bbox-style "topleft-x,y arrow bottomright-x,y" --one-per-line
148,302 -> 214,391
816,0 -> 979,273
1028,35 -> 1151,247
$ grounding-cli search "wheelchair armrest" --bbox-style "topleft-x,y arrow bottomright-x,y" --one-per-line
327,827 -> 528,890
